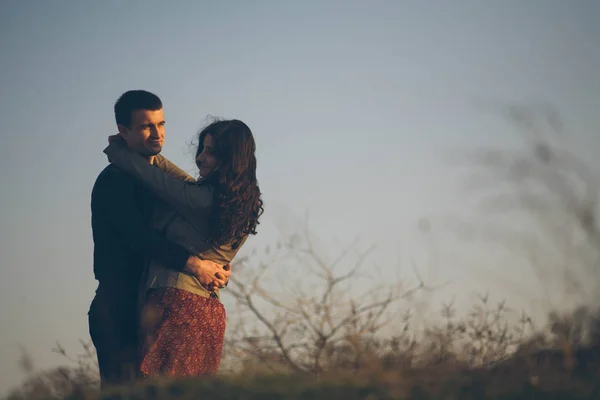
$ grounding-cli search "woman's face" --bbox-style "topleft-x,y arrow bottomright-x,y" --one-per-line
196,134 -> 217,178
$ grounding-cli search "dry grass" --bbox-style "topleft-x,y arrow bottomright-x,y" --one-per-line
6,299 -> 600,400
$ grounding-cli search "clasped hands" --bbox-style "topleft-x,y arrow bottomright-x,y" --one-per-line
184,256 -> 231,292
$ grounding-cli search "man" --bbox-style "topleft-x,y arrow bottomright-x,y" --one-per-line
89,90 -> 229,388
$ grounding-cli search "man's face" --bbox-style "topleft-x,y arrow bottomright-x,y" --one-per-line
118,109 -> 165,158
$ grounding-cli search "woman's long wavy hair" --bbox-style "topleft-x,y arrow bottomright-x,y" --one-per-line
195,119 -> 263,249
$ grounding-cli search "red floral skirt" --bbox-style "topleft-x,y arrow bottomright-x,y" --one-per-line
138,287 -> 226,377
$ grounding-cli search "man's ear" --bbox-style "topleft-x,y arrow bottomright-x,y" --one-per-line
117,124 -> 129,137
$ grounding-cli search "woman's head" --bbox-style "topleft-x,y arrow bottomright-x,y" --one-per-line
194,119 -> 263,248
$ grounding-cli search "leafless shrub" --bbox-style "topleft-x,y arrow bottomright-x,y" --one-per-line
220,220 -> 545,377
419,295 -> 534,369
223,222 -> 428,375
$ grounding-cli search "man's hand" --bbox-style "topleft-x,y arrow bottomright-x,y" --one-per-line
184,256 -> 231,290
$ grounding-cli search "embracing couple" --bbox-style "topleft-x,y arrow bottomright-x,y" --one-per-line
88,90 -> 263,388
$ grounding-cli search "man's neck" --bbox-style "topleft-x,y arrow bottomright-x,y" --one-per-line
124,142 -> 155,164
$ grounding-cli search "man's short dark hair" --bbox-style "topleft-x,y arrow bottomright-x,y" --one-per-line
114,90 -> 163,127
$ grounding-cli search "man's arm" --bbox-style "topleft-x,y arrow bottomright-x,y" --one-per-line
92,168 -> 190,272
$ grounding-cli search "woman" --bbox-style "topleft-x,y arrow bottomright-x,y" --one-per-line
103,118 -> 263,377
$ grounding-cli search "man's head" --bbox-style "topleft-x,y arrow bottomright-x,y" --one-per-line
114,90 -> 165,158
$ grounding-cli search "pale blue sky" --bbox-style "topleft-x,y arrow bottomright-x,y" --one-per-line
1,0 -> 599,393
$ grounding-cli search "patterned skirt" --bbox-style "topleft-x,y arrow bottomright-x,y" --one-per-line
138,287 -> 226,377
